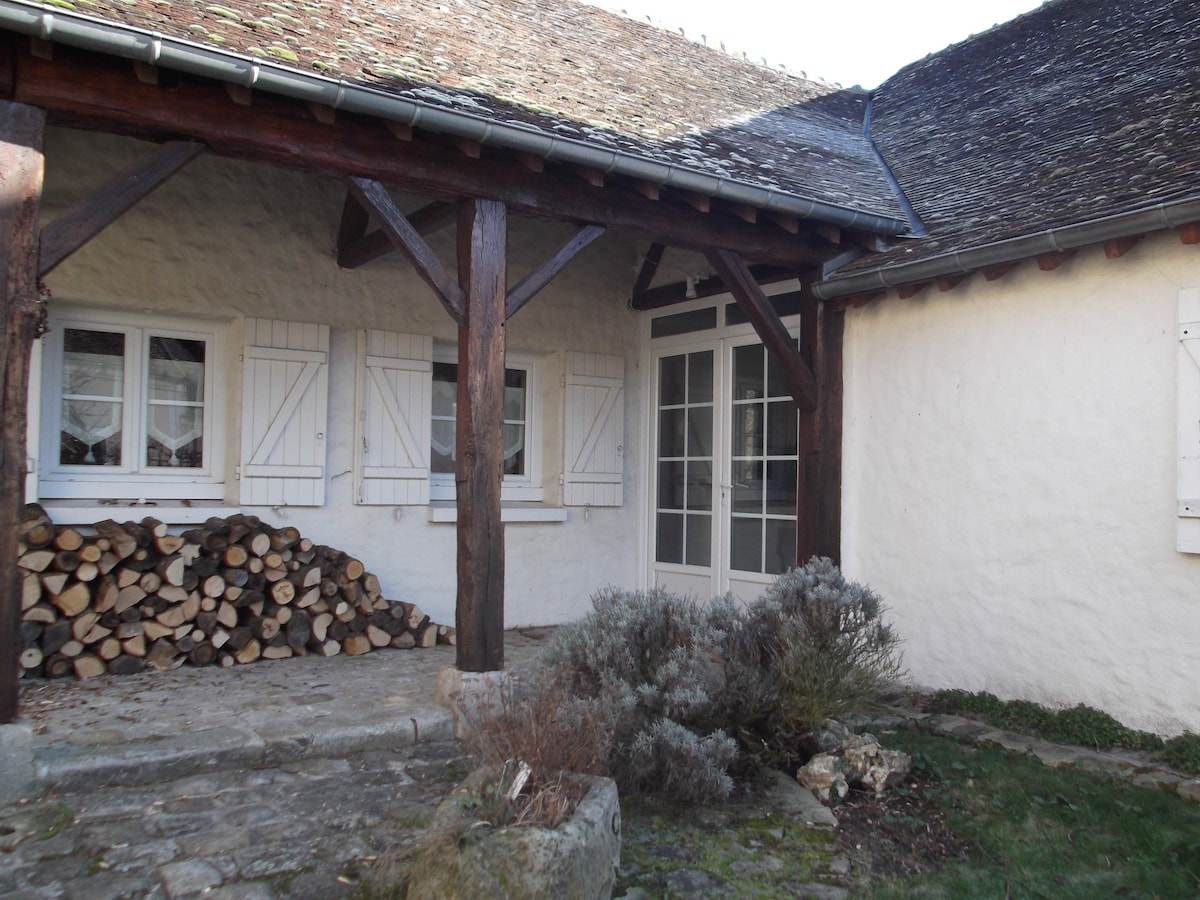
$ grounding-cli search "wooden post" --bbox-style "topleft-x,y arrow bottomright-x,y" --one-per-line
797,289 -> 844,566
454,199 -> 507,672
0,102 -> 45,724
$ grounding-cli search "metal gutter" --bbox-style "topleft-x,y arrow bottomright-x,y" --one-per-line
812,195 -> 1200,299
0,0 -> 913,236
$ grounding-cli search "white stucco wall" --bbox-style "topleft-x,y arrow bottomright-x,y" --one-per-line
38,128 -> 645,630
842,231 -> 1200,735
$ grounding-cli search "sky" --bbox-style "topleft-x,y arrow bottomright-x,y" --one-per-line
585,0 -> 1046,89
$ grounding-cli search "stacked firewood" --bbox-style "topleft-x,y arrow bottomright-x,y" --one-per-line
16,505 -> 453,680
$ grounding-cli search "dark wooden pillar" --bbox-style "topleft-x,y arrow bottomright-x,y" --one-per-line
454,198 -> 507,672
0,102 -> 45,724
797,289 -> 845,565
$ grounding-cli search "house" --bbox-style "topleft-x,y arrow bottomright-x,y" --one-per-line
0,0 -> 1195,736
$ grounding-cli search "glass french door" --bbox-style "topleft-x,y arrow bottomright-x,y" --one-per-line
651,334 -> 800,601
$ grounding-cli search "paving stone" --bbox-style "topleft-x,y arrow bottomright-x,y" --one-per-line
1178,780 -> 1200,803
158,859 -> 224,898
202,882 -> 278,900
61,871 -> 163,900
102,837 -> 181,872
664,868 -> 736,896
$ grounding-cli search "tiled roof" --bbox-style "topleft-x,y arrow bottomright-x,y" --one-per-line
30,0 -> 905,225
832,0 -> 1200,278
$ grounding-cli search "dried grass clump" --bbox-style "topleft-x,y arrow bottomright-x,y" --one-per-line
459,675 -> 611,828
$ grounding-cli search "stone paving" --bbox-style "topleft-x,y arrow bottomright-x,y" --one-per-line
4,643 -> 1196,899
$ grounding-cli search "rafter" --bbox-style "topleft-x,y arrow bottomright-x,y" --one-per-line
632,242 -> 665,295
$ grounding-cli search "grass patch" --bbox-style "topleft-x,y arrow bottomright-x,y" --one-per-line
928,690 -> 1200,776
852,726 -> 1200,898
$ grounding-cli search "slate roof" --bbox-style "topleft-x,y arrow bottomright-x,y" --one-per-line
827,0 -> 1200,281
21,0 -> 905,227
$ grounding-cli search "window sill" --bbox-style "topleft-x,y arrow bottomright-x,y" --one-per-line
37,499 -> 241,526
427,502 -> 568,524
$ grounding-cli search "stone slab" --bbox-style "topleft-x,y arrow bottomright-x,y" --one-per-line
0,724 -> 35,804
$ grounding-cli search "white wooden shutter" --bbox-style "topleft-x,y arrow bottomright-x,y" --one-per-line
563,351 -> 624,507
240,318 -> 329,507
355,329 -> 433,505
1178,288 -> 1200,552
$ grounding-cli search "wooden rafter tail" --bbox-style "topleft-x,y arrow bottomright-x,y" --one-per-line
982,261 -> 1019,281
38,140 -> 206,277
896,281 -> 929,299
345,177 -> 465,323
704,247 -> 817,412
936,273 -> 965,292
506,224 -> 605,319
1179,222 -> 1200,245
1103,235 -> 1141,259
631,180 -> 660,201
1037,248 -> 1076,271
336,189 -> 370,253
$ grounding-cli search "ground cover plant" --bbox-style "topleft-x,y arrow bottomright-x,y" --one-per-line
838,724 -> 1200,898
928,689 -> 1200,775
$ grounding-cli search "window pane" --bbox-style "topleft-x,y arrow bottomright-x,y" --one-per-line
766,400 -> 798,456
764,519 -> 797,575
733,344 -> 764,401
687,459 -> 712,511
656,512 -> 683,564
730,517 -> 761,572
146,336 -> 205,468
687,406 -> 713,458
731,460 -> 763,513
765,460 -> 798,515
60,328 -> 125,466
431,419 -> 455,473
432,362 -> 457,417
659,355 -> 686,406
687,352 -> 713,404
767,348 -> 795,398
685,513 -> 711,567
732,403 -> 764,457
658,461 -> 685,510
502,422 -> 525,476
659,408 -> 685,458
503,369 -> 527,421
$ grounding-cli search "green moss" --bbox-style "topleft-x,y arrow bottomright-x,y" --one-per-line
205,5 -> 241,20
37,804 -> 73,842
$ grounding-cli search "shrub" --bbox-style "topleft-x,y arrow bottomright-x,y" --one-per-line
543,560 -> 904,798
543,587 -> 742,801
1163,732 -> 1200,775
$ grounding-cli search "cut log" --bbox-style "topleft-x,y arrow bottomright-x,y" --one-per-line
156,606 -> 188,629
95,637 -> 122,661
138,571 -> 162,594
143,620 -> 174,641
53,550 -> 81,572
21,504 -> 55,548
93,577 -> 119,613
71,611 -> 100,641
261,644 -> 293,660
40,619 -> 71,655
73,654 -> 107,679
22,572 -> 42,610
24,603 -> 57,624
362,572 -> 382,598
247,616 -> 281,641
210,627 -> 230,649
157,584 -> 189,604
19,646 -> 43,669
18,549 -> 55,572
145,639 -> 183,671
58,639 -> 84,658
414,623 -> 438,648
314,639 -> 341,657
50,582 -> 92,618
38,571 -> 67,598
216,601 -> 238,628
155,554 -> 187,587
116,621 -> 144,639
108,656 -> 145,675
390,632 -> 417,650
53,527 -> 83,552
343,558 -> 365,581
154,533 -> 185,555
74,561 -> 100,582
81,624 -> 113,645
342,634 -> 372,656
78,543 -> 102,564
437,625 -> 457,646
180,593 -> 201,622
188,642 -> 217,666
234,638 -> 261,664
366,624 -> 391,648
95,520 -> 137,559
270,580 -> 295,605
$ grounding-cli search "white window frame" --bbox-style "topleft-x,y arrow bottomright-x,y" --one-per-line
39,306 -> 226,501
429,346 -> 543,502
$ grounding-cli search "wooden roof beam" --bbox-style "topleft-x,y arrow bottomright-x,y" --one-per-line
632,242 -> 665,295
1104,235 -> 1142,259
896,281 -> 928,299
39,140 -> 206,277
506,224 -> 605,318
346,177 -> 465,323
1037,248 -> 1076,270
12,47 -> 821,267
337,198 -> 457,269
705,248 -> 817,411
1180,222 -> 1200,245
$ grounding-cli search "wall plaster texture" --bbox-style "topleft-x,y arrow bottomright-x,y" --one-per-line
842,230 -> 1200,735
37,127 -> 645,629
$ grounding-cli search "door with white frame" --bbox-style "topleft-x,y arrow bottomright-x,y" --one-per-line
648,294 -> 802,603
